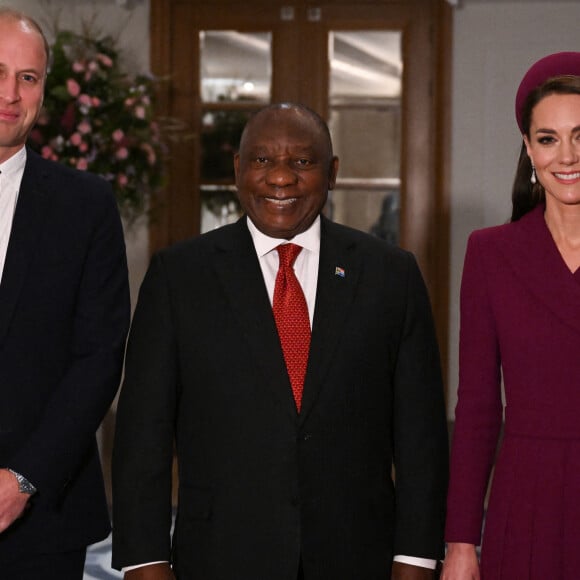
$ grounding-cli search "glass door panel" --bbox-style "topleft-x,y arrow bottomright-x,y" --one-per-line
199,30 -> 272,232
200,30 -> 271,103
327,30 -> 402,244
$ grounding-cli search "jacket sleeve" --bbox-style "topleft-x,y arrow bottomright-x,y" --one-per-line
392,252 -> 449,560
445,232 -> 503,544
112,252 -> 177,569
8,184 -> 130,499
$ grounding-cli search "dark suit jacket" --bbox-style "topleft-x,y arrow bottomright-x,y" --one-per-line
0,148 -> 130,560
112,216 -> 448,579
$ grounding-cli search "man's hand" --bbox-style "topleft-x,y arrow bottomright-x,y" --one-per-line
392,561 -> 437,580
124,563 -> 176,580
0,469 -> 31,533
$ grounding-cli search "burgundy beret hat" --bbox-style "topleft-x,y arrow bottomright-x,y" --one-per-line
515,51 -> 580,132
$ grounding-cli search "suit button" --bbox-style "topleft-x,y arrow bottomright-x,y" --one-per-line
301,433 -> 312,441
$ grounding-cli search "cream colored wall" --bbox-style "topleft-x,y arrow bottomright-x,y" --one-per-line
448,0 -> 580,416
6,0 -> 152,313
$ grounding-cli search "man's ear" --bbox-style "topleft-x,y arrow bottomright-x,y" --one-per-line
328,156 -> 339,190
233,153 -> 240,184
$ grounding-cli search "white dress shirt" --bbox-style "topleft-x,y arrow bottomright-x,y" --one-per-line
246,215 -> 320,326
0,146 -> 26,283
126,216 -> 435,572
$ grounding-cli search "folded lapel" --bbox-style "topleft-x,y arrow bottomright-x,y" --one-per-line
299,218 -> 361,423
497,205 -> 580,338
0,153 -> 50,345
212,218 -> 298,419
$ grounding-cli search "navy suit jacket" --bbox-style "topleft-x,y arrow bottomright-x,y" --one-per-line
0,148 -> 130,560
112,216 -> 448,579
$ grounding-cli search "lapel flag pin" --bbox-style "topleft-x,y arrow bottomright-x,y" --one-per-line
335,266 -> 345,278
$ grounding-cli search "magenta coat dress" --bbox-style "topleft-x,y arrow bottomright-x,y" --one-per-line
445,204 -> 580,579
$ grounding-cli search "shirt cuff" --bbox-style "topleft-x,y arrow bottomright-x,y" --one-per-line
122,561 -> 168,572
393,555 -> 437,569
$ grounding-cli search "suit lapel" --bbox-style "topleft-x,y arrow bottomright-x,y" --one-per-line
212,218 -> 298,418
299,218 -> 361,423
0,151 -> 51,345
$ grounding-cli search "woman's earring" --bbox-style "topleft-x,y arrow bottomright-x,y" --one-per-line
530,164 -> 537,185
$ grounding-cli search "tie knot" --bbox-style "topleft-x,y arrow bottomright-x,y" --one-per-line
277,243 -> 302,269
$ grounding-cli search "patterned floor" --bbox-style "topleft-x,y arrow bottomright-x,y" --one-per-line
84,535 -> 122,580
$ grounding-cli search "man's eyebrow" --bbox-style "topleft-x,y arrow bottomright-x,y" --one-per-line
0,63 -> 43,76
19,66 -> 44,75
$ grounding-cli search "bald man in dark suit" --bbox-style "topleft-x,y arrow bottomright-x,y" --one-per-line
112,103 -> 448,580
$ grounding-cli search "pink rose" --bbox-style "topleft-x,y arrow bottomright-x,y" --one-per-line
112,129 -> 125,143
77,158 -> 88,170
116,147 -> 129,160
66,78 -> 81,97
92,97 -> 101,107
117,173 -> 129,186
97,53 -> 113,67
77,120 -> 91,135
135,106 -> 146,119
70,132 -> 82,146
78,94 -> 92,107
72,61 -> 85,73
41,145 -> 53,159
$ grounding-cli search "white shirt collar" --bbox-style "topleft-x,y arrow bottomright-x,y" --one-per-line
0,146 -> 27,180
246,215 -> 321,257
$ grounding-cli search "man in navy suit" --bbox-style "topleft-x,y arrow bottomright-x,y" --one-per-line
0,8 -> 130,579
112,103 -> 447,579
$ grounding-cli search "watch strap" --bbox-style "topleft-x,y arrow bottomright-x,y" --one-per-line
6,468 -> 37,495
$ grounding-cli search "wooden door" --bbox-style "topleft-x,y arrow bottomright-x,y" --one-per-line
150,0 -> 451,381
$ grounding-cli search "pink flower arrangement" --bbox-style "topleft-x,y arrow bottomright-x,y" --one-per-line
116,147 -> 129,160
28,30 -> 165,220
67,78 -> 81,97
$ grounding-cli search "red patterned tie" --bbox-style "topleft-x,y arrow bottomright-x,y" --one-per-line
273,243 -> 311,412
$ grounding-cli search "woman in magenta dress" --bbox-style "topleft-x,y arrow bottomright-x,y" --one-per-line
442,52 -> 580,580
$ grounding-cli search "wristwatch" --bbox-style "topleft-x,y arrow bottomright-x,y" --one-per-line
6,468 -> 37,495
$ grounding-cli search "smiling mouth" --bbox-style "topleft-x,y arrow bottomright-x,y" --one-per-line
264,197 -> 298,206
554,172 -> 580,181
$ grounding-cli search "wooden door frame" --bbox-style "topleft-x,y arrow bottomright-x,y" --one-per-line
149,0 -> 452,386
